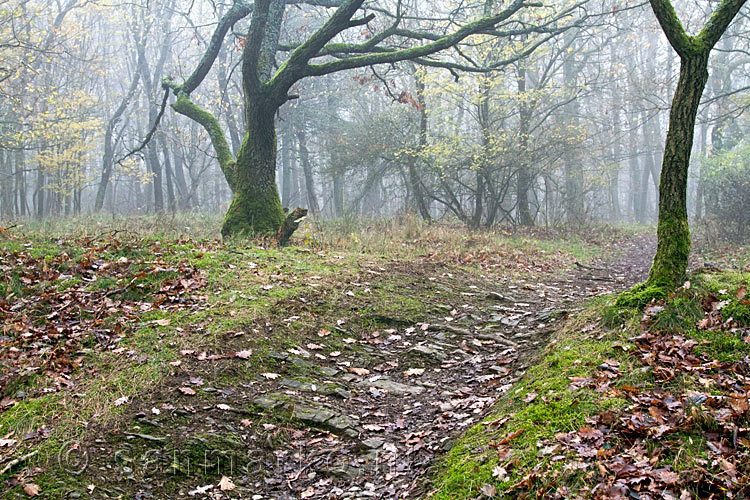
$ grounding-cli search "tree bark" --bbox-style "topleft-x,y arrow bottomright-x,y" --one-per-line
516,63 -> 533,226
647,54 -> 709,288
296,126 -> 319,215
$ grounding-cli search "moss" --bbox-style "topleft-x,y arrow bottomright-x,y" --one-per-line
430,300 -> 648,499
222,132 -> 285,238
721,300 -> 750,325
614,282 -> 670,309
690,329 -> 750,363
649,215 -> 691,287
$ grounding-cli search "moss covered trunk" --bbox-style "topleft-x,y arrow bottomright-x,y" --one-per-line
221,103 -> 284,237
647,54 -> 709,289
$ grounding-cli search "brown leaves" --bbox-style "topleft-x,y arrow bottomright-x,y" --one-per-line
348,367 -> 370,376
234,349 -> 253,359
0,236 -> 208,395
23,483 -> 40,497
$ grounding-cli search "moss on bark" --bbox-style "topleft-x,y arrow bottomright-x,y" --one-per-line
221,120 -> 285,238
221,184 -> 284,237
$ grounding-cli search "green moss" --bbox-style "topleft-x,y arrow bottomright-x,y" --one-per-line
722,300 -> 750,325
690,329 -> 750,363
222,185 -> 285,237
649,215 -> 691,286
614,282 -> 670,309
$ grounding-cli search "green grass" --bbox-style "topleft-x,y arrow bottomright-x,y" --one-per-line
0,216 -> 643,496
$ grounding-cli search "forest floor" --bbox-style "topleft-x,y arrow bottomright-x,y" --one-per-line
0,218 -> 748,499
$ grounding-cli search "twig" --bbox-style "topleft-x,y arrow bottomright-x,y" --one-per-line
123,432 -> 167,443
0,449 -> 38,476
116,87 -> 170,165
575,261 -> 608,272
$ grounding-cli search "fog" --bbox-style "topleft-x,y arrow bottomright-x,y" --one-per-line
1,0 -> 748,241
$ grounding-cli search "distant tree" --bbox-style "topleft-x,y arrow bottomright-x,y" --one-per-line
619,0 -> 747,307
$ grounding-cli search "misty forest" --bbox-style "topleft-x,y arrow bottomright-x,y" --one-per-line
1,0 -> 750,498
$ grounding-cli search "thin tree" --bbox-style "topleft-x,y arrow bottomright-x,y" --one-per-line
619,0 -> 747,307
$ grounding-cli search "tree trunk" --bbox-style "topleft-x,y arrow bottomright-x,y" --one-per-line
221,104 -> 284,237
296,126 -> 319,215
647,54 -> 709,288
409,73 -> 432,221
516,64 -> 533,226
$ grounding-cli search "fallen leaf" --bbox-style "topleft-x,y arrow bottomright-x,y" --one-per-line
154,318 -> 171,326
403,368 -> 425,377
188,484 -> 212,496
349,367 -> 370,376
301,486 -> 315,499
23,484 -> 40,497
261,373 -> 280,380
499,428 -> 525,444
523,392 -> 538,403
492,465 -> 507,481
235,349 -> 253,359
479,483 -> 496,497
216,404 -> 231,411
317,329 -> 331,337
113,396 -> 129,407
218,476 -> 235,491
179,387 -> 196,396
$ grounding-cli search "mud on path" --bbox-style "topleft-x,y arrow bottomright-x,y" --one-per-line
63,236 -> 655,500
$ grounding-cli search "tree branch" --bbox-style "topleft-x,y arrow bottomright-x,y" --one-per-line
303,0 -> 531,77
269,0 -> 365,95
182,0 -> 253,95
170,90 -> 237,190
698,0 -> 747,50
243,0 -> 274,93
648,0 -> 693,57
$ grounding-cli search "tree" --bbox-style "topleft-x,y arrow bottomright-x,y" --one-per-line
618,0 -> 747,307
163,0 -> 584,238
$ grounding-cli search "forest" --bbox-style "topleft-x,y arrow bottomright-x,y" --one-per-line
1,0 -> 749,498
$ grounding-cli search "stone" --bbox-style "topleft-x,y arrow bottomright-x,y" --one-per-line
292,405 -> 335,425
290,356 -> 316,371
360,438 -> 384,450
280,378 -> 316,392
323,464 -> 361,480
267,351 -> 289,361
327,414 -> 358,437
407,344 -> 447,362
359,377 -> 424,396
251,394 -> 286,410
318,366 -> 340,377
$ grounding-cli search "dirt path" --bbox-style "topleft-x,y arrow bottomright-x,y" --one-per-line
72,236 -> 656,500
